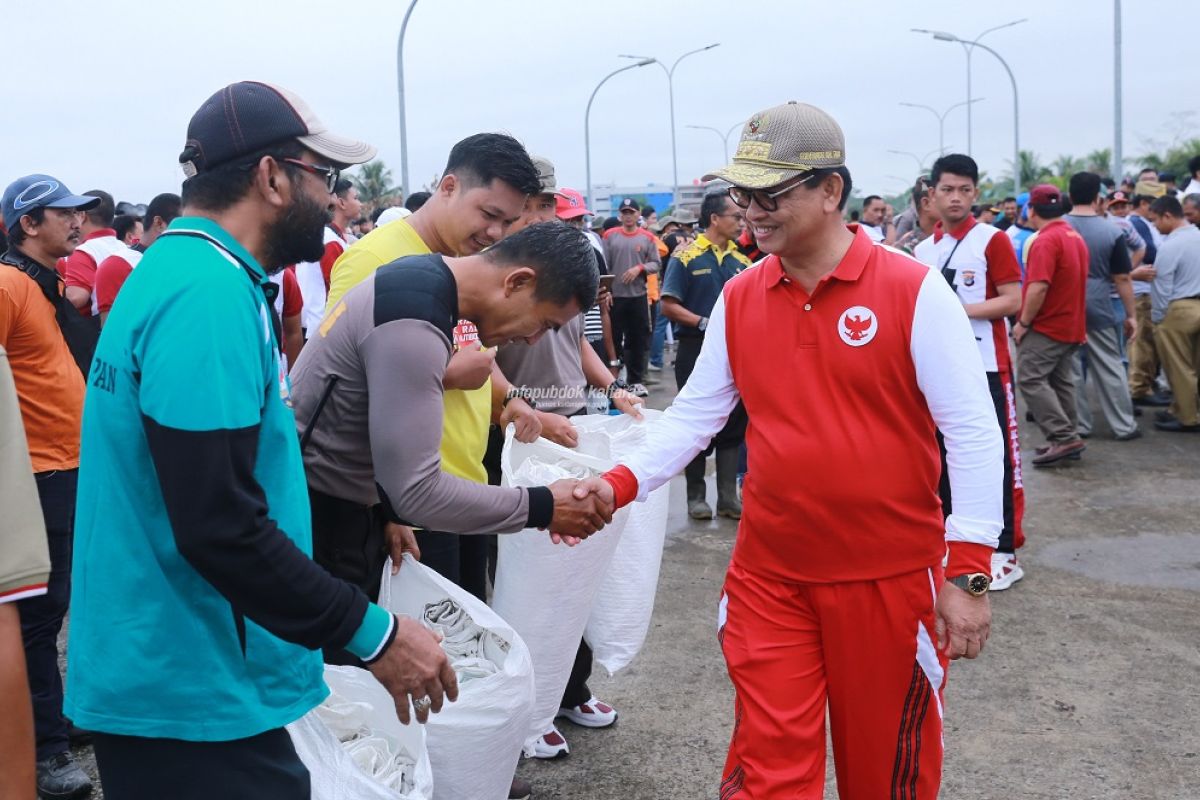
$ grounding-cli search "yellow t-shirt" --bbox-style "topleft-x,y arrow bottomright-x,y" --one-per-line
327,218 -> 492,486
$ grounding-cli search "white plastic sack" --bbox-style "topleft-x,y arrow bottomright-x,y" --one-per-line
287,665 -> 434,800
379,555 -> 534,800
577,412 -> 672,674
493,417 -> 655,748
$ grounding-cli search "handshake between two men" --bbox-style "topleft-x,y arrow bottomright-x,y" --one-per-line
545,476 -> 619,545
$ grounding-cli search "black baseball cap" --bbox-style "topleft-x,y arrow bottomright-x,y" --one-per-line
179,81 -> 377,177
618,197 -> 639,212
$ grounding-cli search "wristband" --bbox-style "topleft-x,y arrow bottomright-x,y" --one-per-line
698,317 -> 709,331
605,379 -> 630,398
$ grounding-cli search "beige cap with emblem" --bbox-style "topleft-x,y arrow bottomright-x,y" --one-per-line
704,101 -> 845,189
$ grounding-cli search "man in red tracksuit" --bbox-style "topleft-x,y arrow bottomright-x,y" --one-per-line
576,102 -> 1003,799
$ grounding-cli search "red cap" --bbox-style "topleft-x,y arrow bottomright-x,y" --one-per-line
1108,190 -> 1130,204
555,188 -> 591,220
1028,184 -> 1062,207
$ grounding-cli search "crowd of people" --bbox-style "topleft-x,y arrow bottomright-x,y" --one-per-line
1,77 -> 1198,800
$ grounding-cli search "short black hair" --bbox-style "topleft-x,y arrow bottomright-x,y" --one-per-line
404,191 -> 430,212
145,192 -> 182,227
1189,155 -> 1200,177
862,194 -> 883,209
602,216 -> 620,232
641,204 -> 656,217
113,214 -> 140,241
1158,171 -> 1177,182
1031,201 -> 1065,220
849,209 -> 860,222
910,176 -> 930,208
443,133 -> 540,196
1151,196 -> 1184,217
333,177 -> 354,198
811,167 -> 854,211
483,221 -> 598,311
931,153 -> 979,187
7,206 -> 46,248
1068,171 -> 1102,205
182,140 -> 307,212
84,190 -> 115,227
1002,196 -> 1016,204
699,191 -> 730,229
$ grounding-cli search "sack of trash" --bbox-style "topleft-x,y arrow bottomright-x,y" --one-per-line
492,410 -> 669,747
575,412 -> 671,675
379,555 -> 534,800
287,664 -> 434,800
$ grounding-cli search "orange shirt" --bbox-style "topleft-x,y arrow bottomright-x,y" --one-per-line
0,267 -> 85,471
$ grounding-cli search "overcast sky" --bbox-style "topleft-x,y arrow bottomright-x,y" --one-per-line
7,0 -> 1195,206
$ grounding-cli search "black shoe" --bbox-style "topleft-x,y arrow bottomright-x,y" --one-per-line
36,752 -> 92,799
1133,392 -> 1172,407
1155,409 -> 1176,423
1133,406 -> 1143,417
1114,429 -> 1144,441
1154,418 -> 1200,433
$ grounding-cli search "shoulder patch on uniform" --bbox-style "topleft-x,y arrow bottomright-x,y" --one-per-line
373,257 -> 457,342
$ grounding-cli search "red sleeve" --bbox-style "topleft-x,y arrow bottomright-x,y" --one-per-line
95,255 -> 133,314
1024,231 -> 1058,285
282,267 -> 303,319
984,230 -> 1021,285
63,250 -> 97,291
601,465 -> 639,510
319,241 -> 343,292
946,542 -> 994,577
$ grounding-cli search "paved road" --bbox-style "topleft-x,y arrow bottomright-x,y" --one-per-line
66,363 -> 1199,799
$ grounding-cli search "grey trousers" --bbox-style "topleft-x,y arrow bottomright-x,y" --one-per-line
1075,325 -> 1138,437
1017,330 -> 1081,444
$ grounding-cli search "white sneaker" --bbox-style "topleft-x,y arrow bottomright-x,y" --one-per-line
648,362 -> 663,371
631,383 -> 649,397
529,725 -> 569,759
558,696 -> 618,728
990,552 -> 1024,591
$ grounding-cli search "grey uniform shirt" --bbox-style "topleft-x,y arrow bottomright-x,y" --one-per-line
1151,225 -> 1200,324
602,227 -> 661,298
291,255 -> 549,534
496,314 -> 588,416
1065,214 -> 1132,329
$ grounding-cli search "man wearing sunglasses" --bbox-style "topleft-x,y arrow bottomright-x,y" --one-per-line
572,101 -> 1002,799
67,82 -> 459,799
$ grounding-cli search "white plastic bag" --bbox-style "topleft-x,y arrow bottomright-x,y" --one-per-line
379,555 -> 534,800
492,421 -> 637,749
287,665 -> 434,800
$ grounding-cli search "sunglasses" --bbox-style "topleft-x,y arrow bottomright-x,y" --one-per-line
728,174 -> 814,213
280,158 -> 341,193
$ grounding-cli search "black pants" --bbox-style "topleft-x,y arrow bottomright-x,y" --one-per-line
412,529 -> 490,603
937,371 -> 1018,553
308,487 -> 389,665
611,296 -> 650,384
19,469 -> 76,761
93,728 -> 308,800
675,335 -> 748,456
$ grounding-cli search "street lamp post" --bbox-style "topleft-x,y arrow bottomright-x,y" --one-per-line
912,19 -> 1025,156
916,30 -> 1022,196
620,45 -> 720,209
585,59 -> 656,212
396,0 -> 420,197
1113,0 -> 1123,180
888,148 -> 945,174
898,98 -> 983,155
685,121 -> 744,163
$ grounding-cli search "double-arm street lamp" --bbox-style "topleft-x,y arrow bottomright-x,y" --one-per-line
898,98 -> 983,157
585,59 -> 657,211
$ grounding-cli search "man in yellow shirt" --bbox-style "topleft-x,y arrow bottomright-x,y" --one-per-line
324,132 -> 541,601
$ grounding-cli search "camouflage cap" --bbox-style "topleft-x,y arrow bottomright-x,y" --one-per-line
704,101 -> 846,190
531,155 -> 565,197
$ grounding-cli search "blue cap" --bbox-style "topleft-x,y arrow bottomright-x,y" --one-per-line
2,174 -> 100,233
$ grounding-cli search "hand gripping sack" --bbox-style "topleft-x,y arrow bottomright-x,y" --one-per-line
574,413 -> 671,675
379,555 -> 534,800
491,419 -> 643,748
287,665 -> 434,800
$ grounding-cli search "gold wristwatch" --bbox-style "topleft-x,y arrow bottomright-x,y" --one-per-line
949,573 -> 990,596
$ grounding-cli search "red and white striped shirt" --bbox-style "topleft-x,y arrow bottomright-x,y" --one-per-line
605,226 -> 1002,581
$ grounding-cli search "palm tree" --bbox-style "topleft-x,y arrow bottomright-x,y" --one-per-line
1084,148 -> 1112,176
1005,150 -> 1051,188
351,161 -> 402,211
1051,154 -> 1084,180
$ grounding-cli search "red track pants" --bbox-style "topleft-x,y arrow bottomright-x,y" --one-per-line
718,562 -> 948,799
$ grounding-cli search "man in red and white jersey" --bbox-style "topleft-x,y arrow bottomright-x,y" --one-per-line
575,102 -> 1002,799
914,154 -> 1026,591
95,192 -> 181,325
63,190 -> 127,316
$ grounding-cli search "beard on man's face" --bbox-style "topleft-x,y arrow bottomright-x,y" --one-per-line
262,190 -> 333,274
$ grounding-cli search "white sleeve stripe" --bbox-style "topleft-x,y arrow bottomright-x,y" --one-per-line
910,270 -> 1003,548
624,292 -> 741,499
